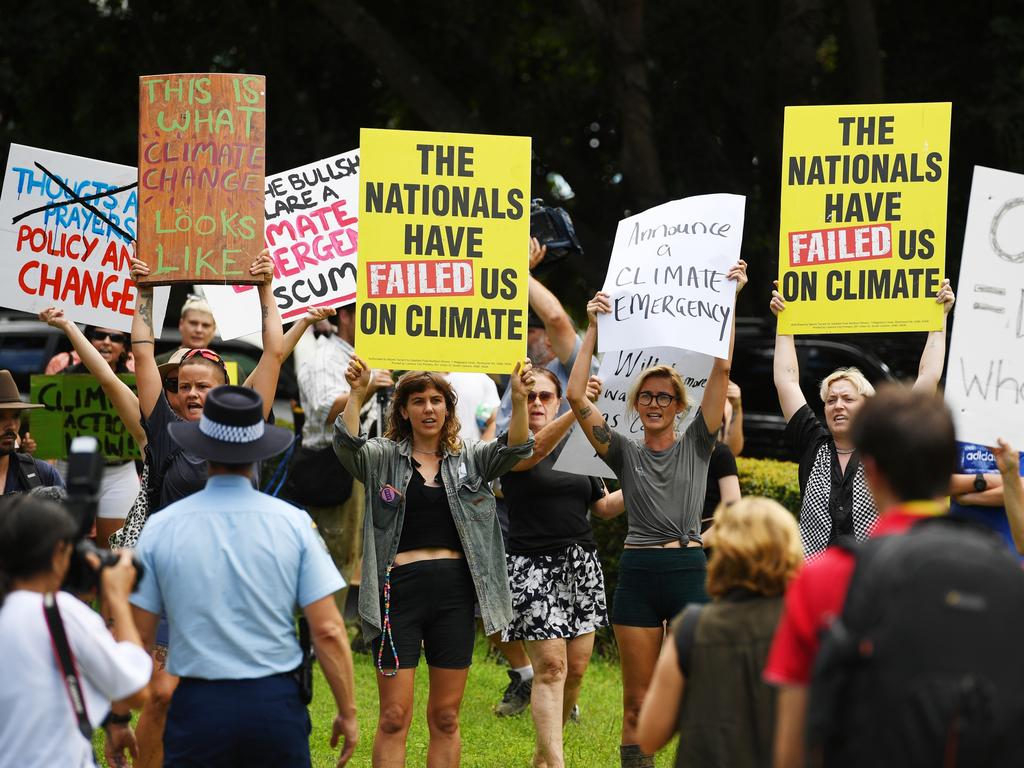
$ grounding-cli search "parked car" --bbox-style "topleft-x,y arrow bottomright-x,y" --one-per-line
730,319 -> 902,459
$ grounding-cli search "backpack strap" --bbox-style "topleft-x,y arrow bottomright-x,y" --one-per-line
14,452 -> 42,490
674,604 -> 704,678
42,593 -> 93,740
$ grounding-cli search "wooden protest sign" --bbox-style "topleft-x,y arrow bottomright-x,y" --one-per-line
552,347 -> 712,478
203,149 -> 360,339
137,73 -> 266,286
0,144 -> 169,331
357,128 -> 530,373
777,103 -> 951,334
30,374 -> 142,460
945,166 -> 1024,448
597,194 -> 746,359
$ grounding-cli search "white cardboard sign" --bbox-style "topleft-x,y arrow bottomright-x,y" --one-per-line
946,166 -> 1024,448
0,144 -> 168,331
552,346 -> 713,479
204,150 -> 360,339
597,194 -> 745,358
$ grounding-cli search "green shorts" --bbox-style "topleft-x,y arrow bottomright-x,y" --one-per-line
611,547 -> 709,627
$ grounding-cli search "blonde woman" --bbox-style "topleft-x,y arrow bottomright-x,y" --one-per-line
770,278 -> 955,558
636,497 -> 802,767
567,260 -> 746,768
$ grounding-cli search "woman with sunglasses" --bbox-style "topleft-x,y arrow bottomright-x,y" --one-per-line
38,313 -> 141,548
501,367 -> 624,768
334,355 -> 535,767
567,260 -> 747,768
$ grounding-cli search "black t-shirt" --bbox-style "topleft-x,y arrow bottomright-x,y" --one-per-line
397,460 -> 463,553
701,442 -> 738,532
141,393 -> 209,511
502,439 -> 603,555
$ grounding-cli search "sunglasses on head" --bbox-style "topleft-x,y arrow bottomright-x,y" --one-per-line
88,330 -> 127,344
182,348 -> 223,364
527,391 -> 557,404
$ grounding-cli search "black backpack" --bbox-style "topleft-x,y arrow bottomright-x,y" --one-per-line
807,516 -> 1024,767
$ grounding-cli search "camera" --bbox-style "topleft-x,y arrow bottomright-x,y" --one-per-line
530,199 -> 583,268
60,436 -> 143,594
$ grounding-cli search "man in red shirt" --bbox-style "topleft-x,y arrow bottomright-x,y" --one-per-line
764,386 -> 957,768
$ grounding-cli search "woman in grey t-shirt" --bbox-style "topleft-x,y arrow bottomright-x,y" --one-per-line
567,260 -> 746,768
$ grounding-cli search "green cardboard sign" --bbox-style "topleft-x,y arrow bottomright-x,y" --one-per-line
29,374 -> 142,460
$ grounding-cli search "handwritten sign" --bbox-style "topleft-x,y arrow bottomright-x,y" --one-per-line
0,144 -> 169,331
552,347 -> 712,479
777,103 -> 951,334
357,128 -> 530,373
29,374 -> 141,460
137,73 -> 266,286
945,166 -> 1024,447
597,195 -> 745,359
203,150 -> 360,339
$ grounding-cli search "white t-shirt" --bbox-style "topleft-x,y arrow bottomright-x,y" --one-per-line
446,372 -> 501,440
0,591 -> 152,768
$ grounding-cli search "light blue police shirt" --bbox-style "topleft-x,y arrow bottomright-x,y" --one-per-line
130,474 -> 345,679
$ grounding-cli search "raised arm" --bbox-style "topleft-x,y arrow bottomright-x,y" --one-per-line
341,354 -> 371,438
724,381 -> 745,456
912,278 -> 955,393
567,293 -> 613,458
701,260 -> 747,434
511,375 -> 602,472
40,308 -> 146,449
128,256 -> 162,420
528,237 -> 577,366
245,251 -> 285,419
994,439 -> 1024,556
507,360 -> 535,447
771,281 -> 807,422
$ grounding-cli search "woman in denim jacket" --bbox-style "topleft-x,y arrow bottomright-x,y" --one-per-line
334,355 -> 535,766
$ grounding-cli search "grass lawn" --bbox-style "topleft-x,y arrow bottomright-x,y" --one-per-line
96,634 -> 677,766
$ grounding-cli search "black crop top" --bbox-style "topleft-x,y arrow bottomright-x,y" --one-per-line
396,460 -> 464,553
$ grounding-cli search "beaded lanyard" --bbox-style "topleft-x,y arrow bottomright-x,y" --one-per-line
376,563 -> 400,677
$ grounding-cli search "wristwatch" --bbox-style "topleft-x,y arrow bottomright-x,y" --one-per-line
974,473 -> 987,493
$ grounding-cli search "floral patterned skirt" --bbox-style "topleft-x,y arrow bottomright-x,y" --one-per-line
502,543 -> 609,641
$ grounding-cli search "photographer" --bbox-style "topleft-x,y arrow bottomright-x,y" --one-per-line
0,494 -> 151,768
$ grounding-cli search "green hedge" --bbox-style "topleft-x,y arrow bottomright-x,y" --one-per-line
591,456 -> 800,655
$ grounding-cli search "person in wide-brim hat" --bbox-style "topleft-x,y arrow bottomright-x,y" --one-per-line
0,370 -> 45,410
167,385 -> 292,464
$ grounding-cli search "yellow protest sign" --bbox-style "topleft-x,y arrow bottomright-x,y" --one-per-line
777,103 -> 951,334
357,128 -> 530,373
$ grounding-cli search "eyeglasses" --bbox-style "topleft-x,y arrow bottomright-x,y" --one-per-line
637,391 -> 677,407
163,377 -> 178,393
527,391 -> 557,404
182,348 -> 223,364
88,330 -> 127,344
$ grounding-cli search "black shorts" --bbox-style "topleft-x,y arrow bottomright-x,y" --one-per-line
372,558 -> 477,671
611,548 -> 709,627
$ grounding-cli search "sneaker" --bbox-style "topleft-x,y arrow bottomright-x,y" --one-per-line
494,670 -> 532,716
569,704 -> 580,723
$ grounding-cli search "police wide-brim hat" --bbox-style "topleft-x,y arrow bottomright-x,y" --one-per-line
167,385 -> 293,463
0,370 -> 44,410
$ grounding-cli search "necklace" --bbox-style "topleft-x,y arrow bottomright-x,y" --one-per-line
412,447 -> 440,457
835,447 -> 856,455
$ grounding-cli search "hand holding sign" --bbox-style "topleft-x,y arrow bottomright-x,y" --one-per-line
936,278 -> 955,315
345,354 -> 372,393
510,359 -> 535,402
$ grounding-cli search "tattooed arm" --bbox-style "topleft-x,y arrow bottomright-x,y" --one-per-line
129,255 -> 162,419
247,250 -> 285,418
770,281 -> 807,422
567,293 -> 613,458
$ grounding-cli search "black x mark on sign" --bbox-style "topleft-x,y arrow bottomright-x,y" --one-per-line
10,162 -> 138,243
